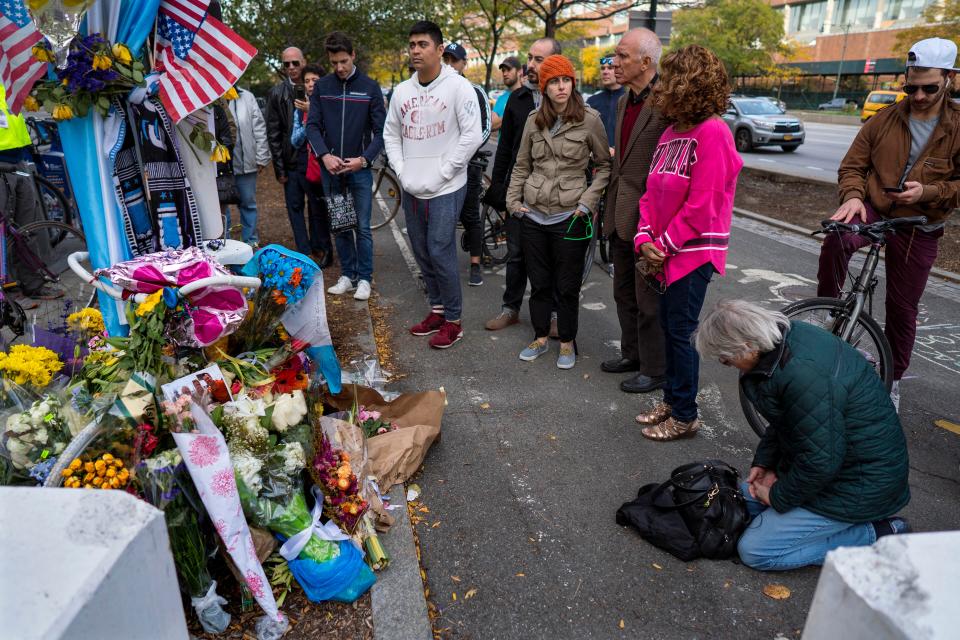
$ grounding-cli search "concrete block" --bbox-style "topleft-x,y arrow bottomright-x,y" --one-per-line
0,487 -> 188,640
802,532 -> 960,640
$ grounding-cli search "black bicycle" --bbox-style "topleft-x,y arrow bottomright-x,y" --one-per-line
581,194 -> 611,284
24,117 -> 79,231
740,215 -> 928,437
469,151 -> 508,267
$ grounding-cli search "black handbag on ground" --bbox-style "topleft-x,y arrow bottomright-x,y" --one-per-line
616,460 -> 750,561
325,176 -> 358,234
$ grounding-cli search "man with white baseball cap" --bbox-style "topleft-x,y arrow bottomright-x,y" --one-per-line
818,37 -> 959,412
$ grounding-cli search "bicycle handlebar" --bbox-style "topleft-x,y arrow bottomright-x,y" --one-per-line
816,215 -> 928,237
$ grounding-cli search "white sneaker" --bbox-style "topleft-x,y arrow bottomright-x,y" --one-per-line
328,276 -> 355,295
890,380 -> 900,414
354,280 -> 371,301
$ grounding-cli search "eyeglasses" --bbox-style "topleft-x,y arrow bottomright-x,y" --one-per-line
903,83 -> 941,95
563,214 -> 594,241
283,60 -> 302,68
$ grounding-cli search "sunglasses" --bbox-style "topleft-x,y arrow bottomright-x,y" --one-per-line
903,83 -> 941,95
283,60 -> 302,68
600,57 -> 613,66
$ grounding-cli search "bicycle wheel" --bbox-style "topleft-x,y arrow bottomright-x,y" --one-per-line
35,174 -> 77,230
7,221 -> 97,335
371,168 -> 402,230
739,297 -> 893,438
481,204 -> 509,265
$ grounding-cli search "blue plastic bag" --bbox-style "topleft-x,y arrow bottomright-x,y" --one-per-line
286,539 -> 376,603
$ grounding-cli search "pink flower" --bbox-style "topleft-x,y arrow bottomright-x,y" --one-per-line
377,427 -> 387,435
210,468 -> 237,497
245,570 -> 266,599
188,435 -> 221,467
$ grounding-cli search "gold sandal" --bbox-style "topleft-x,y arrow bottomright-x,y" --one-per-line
641,417 -> 700,441
635,402 -> 672,426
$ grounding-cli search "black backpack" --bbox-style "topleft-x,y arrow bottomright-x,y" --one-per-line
616,460 -> 750,561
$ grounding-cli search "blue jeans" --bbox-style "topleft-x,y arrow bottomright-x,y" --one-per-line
659,263 -> 713,422
322,168 -> 373,282
224,171 -> 259,243
737,481 -> 876,571
402,186 -> 467,322
283,171 -> 332,256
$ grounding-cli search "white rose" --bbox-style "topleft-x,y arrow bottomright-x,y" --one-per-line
7,415 -> 30,434
270,391 -> 307,433
34,428 -> 48,445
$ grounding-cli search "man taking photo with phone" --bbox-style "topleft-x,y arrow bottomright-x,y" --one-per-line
818,37 -> 960,411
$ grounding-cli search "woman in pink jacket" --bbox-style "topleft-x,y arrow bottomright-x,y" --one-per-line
633,45 -> 743,441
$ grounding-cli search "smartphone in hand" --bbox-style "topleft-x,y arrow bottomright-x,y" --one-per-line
883,186 -> 905,193
294,84 -> 306,102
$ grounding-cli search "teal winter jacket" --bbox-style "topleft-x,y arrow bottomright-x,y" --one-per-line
740,321 -> 910,523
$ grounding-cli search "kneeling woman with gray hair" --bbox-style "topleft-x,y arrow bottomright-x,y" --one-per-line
694,300 -> 912,570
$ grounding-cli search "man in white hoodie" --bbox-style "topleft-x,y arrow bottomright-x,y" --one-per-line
384,20 -> 483,349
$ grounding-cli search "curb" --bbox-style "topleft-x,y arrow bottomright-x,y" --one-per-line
733,207 -> 960,285
741,164 -> 836,187
349,296 -> 433,640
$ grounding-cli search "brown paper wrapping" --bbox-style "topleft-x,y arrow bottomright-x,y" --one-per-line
327,385 -> 445,489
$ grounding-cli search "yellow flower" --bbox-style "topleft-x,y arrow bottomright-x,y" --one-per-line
31,43 -> 55,63
111,43 -> 133,65
106,467 -> 116,478
28,0 -> 49,11
94,460 -> 106,473
209,144 -> 231,163
102,453 -> 114,462
23,95 -> 40,112
67,308 -> 105,337
92,54 -> 113,71
92,477 -> 103,486
84,461 -> 95,474
61,468 -> 73,478
222,86 -> 239,100
135,290 -> 164,317
52,104 -> 74,121
69,458 -> 82,470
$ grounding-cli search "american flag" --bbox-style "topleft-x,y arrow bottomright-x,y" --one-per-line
155,0 -> 257,123
0,0 -> 47,114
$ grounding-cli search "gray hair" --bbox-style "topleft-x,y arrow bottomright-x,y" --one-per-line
624,28 -> 662,66
693,300 -> 790,360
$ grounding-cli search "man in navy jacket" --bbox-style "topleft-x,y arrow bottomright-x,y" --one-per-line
306,31 -> 386,302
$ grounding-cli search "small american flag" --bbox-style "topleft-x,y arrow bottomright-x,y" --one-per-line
0,0 -> 47,114
155,0 -> 257,123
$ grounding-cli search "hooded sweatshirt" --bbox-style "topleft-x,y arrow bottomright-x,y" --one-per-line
383,64 -> 482,198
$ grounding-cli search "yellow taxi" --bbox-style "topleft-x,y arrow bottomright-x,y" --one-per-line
860,90 -> 906,122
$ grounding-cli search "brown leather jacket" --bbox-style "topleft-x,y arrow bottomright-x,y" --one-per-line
838,98 -> 960,224
507,107 -> 611,216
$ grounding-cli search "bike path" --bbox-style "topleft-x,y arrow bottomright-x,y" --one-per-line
369,210 -> 960,639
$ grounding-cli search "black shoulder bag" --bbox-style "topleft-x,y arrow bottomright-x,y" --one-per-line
616,460 -> 750,561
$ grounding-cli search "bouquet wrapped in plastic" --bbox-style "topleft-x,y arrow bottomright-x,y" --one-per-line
140,449 -> 232,634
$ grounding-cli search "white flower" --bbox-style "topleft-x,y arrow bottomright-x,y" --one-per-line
144,448 -> 182,472
270,391 -> 307,433
227,393 -> 267,419
280,442 -> 306,475
34,428 -> 48,445
54,442 -> 65,454
233,452 -> 263,494
6,438 -> 32,469
7,415 -> 29,434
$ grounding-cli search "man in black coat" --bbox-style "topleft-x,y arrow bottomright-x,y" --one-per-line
483,37 -> 561,332
265,47 -> 305,188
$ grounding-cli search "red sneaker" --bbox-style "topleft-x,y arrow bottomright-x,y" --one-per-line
429,321 -> 463,349
411,312 -> 445,336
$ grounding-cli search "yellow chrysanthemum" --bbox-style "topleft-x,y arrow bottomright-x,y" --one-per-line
92,54 -> 113,71
23,95 -> 40,112
30,44 -> 55,63
0,345 -> 64,388
222,87 -> 239,100
67,307 -> 105,336
52,104 -> 74,121
135,290 -> 164,317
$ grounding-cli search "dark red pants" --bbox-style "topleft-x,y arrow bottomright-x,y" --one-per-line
816,205 -> 942,380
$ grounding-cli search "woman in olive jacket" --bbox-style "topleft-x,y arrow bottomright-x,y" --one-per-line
506,55 -> 611,370
695,299 -> 911,571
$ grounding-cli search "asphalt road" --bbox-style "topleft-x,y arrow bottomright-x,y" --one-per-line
370,203 -> 960,639
738,121 -> 861,184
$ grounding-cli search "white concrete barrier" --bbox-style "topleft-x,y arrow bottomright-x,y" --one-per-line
802,532 -> 959,640
0,487 -> 188,640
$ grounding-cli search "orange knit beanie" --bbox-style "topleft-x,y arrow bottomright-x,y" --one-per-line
538,54 -> 576,93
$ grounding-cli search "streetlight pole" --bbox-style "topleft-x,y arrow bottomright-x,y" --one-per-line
832,23 -> 851,102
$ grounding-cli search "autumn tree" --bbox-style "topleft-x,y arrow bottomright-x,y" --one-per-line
894,0 -> 960,55
446,0 -> 534,90
518,0 -> 639,38
670,0 -> 788,79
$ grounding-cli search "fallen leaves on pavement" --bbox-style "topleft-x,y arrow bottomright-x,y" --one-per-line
763,584 -> 792,600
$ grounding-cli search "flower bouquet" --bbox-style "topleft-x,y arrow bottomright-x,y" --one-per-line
313,434 -> 368,533
357,406 -> 399,439
0,344 -> 65,391
1,395 -> 72,480
232,246 -> 319,356
140,449 -> 232,634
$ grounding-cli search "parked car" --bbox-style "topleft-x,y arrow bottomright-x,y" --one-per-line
860,90 -> 906,122
818,97 -> 858,111
722,97 -> 805,153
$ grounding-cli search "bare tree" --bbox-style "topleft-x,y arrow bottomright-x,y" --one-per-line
451,0 -> 533,90
518,0 -> 640,38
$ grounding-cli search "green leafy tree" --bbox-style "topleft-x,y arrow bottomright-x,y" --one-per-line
446,0 -> 534,90
223,0 -> 442,93
894,0 -> 960,56
671,0 -> 787,79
